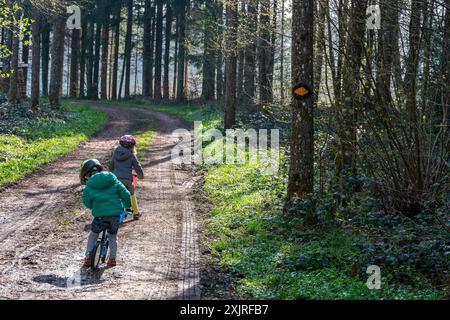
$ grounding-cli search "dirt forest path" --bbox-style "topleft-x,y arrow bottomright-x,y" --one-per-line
0,102 -> 201,300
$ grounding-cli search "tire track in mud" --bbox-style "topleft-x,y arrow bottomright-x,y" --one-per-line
0,102 -> 201,300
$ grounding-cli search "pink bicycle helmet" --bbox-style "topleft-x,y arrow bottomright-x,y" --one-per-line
119,135 -> 137,148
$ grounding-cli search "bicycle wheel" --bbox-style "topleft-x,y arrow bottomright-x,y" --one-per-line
101,240 -> 109,263
90,241 -> 102,271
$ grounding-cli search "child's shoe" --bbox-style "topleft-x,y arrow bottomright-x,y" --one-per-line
83,258 -> 91,267
133,212 -> 142,221
107,258 -> 117,267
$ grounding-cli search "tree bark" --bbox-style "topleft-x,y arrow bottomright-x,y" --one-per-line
1,29 -> 12,94
31,11 -> 41,110
22,29 -> 30,96
124,0 -> 133,99
41,21 -> 50,96
280,0 -> 285,101
154,0 -> 163,100
287,0 -> 314,199
224,0 -> 238,129
69,29 -> 80,97
215,2 -> 224,102
86,20 -> 95,98
111,1 -> 122,100
142,0 -> 155,97
142,0 -> 151,97
268,0 -> 277,99
93,10 -> 102,99
101,13 -> 110,100
163,2 -> 172,100
176,0 -> 187,102
172,15 -> 179,99
258,0 -> 272,105
79,15 -> 87,98
49,16 -> 65,109
236,1 -> 245,102
404,0 -> 424,203
7,23 -> 19,103
339,0 -> 367,175
243,0 -> 257,104
201,0 -> 217,102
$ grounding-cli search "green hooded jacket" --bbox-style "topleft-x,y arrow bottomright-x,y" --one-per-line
82,171 -> 132,217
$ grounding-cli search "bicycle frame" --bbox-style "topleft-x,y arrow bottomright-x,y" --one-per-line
100,231 -> 109,258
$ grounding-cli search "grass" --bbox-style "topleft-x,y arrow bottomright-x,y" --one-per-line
133,121 -> 156,159
0,102 -> 107,187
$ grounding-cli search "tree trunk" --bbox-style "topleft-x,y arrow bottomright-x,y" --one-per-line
172,15 -> 179,99
339,0 -> 367,175
442,0 -> 450,114
111,1 -> 122,100
31,11 -> 41,110
243,0 -> 257,104
93,14 -> 102,99
101,13 -> 110,100
70,29 -> 80,97
86,21 -> 95,98
280,0 -> 285,101
1,29 -> 11,94
236,1 -> 245,102
142,0 -> 155,97
154,0 -> 163,100
124,0 -> 133,99
375,0 -> 398,105
20,1 -> 31,96
268,0 -> 277,100
163,2 -> 172,100
49,16 -> 65,109
224,0 -> 238,129
287,0 -> 314,199
22,29 -> 30,96
215,2 -> 224,102
404,0 -> 424,208
79,16 -> 87,98
258,0 -> 272,105
41,21 -> 50,96
176,0 -> 187,102
142,0 -> 153,97
313,0 -> 325,107
201,0 -> 217,102
7,23 -> 19,103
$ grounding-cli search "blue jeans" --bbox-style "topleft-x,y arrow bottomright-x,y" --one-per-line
85,216 -> 120,259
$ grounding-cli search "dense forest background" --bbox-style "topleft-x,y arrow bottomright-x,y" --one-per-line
0,0 -> 449,298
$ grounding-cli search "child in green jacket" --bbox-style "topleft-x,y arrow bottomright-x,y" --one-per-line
80,159 -> 131,267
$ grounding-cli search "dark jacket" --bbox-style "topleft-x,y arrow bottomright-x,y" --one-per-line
109,145 -> 144,181
82,172 -> 132,217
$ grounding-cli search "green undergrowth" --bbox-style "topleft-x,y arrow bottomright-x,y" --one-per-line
204,155 -> 444,299
133,122 -> 156,159
92,99 -> 447,300
203,155 -> 446,300
0,102 -> 107,187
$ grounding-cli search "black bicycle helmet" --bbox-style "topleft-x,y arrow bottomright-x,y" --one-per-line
80,159 -> 103,185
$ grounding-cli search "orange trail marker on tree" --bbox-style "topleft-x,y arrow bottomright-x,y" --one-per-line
292,83 -> 312,101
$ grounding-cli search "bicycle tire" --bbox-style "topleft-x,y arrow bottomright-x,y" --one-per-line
90,241 -> 102,271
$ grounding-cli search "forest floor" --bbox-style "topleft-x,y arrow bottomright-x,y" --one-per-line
0,102 -> 203,299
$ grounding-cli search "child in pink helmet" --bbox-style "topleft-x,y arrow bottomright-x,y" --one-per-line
109,135 -> 144,220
